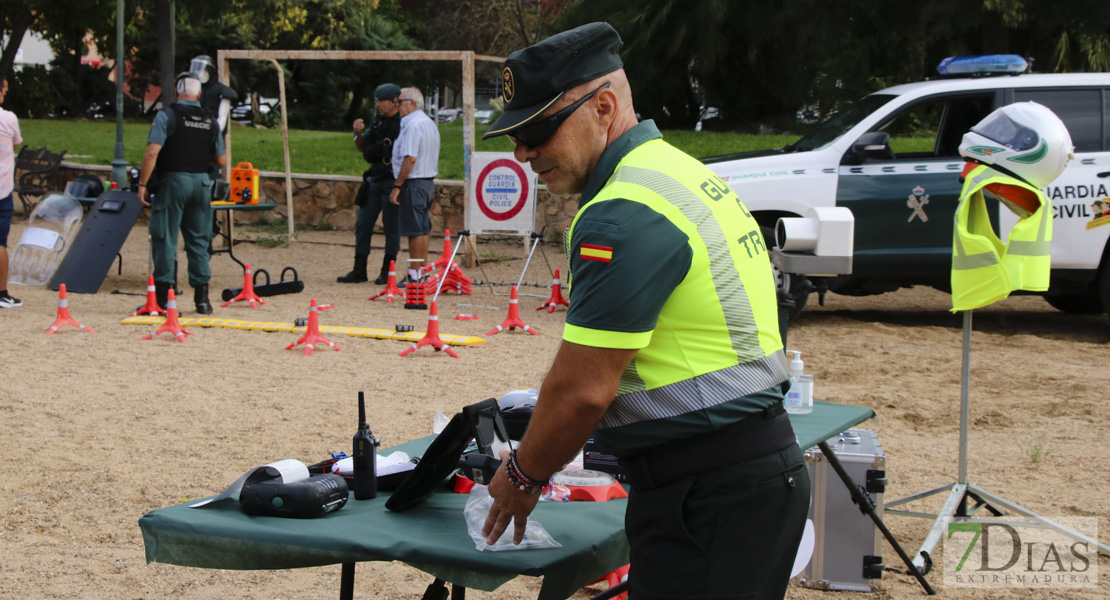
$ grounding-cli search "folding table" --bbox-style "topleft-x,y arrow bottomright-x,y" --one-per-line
139,401 -> 877,600
210,201 -> 278,269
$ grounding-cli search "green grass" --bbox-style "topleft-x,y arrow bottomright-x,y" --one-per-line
20,118 -> 802,181
663,129 -> 798,159
1015,432 -> 1054,464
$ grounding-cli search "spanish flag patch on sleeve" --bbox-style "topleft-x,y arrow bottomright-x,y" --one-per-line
580,243 -> 613,263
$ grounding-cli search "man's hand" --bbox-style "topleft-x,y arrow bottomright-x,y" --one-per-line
482,450 -> 541,545
353,119 -> 365,135
391,155 -> 416,206
138,142 -> 162,209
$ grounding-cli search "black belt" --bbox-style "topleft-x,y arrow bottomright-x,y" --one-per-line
618,403 -> 796,492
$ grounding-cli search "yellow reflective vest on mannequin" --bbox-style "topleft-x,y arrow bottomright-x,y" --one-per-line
951,164 -> 1052,312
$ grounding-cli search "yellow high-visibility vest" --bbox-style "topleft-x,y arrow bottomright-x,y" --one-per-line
951,164 -> 1052,311
564,138 -> 787,430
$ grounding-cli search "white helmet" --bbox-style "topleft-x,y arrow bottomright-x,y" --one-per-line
958,101 -> 1074,188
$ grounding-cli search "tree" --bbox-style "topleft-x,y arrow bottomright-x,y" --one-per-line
113,0 -> 415,128
553,0 -> 1110,132
3,0 -> 137,117
381,0 -> 574,108
396,0 -> 574,56
0,0 -> 41,81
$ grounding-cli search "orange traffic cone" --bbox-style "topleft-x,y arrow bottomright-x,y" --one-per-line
142,289 -> 192,342
537,269 -> 569,313
422,229 -> 454,275
399,301 -> 460,358
286,298 -> 342,356
369,260 -> 404,303
222,263 -> 266,308
403,272 -> 436,310
46,284 -> 97,334
438,263 -> 473,295
488,285 -> 539,336
132,274 -> 166,316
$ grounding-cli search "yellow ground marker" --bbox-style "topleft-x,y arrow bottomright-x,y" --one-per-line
119,315 -> 484,346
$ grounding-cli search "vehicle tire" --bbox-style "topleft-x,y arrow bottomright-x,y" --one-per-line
1044,292 -> 1104,315
762,226 -> 809,321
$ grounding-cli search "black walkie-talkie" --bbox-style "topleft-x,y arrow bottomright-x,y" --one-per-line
352,391 -> 377,500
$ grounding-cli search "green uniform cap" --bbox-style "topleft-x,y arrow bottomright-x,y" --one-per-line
483,22 -> 623,139
374,83 -> 401,100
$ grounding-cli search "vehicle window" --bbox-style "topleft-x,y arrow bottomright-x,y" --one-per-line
791,94 -> 896,151
1014,88 -> 1105,152
876,94 -> 994,159
936,95 -> 996,157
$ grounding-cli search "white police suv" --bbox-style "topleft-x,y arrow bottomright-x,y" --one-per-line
704,55 -> 1110,314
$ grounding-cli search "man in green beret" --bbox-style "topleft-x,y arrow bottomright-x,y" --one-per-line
481,22 -> 808,599
338,83 -> 402,284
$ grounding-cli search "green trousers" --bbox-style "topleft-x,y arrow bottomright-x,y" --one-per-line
149,171 -> 213,288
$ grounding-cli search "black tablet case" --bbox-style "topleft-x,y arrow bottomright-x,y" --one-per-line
385,398 -> 510,512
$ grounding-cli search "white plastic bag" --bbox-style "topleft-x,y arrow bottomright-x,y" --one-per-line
463,484 -> 562,552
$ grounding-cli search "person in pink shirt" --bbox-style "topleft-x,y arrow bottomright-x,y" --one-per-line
0,76 -> 24,308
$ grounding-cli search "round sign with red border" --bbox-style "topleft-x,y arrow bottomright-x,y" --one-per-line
476,159 -> 529,222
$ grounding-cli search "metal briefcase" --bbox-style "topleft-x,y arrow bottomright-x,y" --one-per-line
797,428 -> 886,592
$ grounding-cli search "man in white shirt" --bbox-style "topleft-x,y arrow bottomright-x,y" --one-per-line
0,76 -> 24,308
389,87 -> 440,272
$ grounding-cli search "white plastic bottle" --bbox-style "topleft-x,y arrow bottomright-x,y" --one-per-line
784,350 -> 814,415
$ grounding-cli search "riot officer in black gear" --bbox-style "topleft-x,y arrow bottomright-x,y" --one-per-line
338,83 -> 403,284
190,55 -> 239,134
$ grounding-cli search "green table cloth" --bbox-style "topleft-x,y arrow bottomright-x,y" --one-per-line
139,401 -> 875,600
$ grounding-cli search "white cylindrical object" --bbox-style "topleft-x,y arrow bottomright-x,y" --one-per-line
776,217 -> 820,252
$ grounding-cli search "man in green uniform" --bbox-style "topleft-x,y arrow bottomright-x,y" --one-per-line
138,71 -> 227,314
480,22 -> 809,600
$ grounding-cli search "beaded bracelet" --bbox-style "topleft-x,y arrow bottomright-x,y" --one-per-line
505,449 -> 544,495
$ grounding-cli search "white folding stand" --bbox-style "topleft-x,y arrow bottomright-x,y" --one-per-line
775,208 -> 940,594
456,229 -> 555,299
886,310 -> 1110,571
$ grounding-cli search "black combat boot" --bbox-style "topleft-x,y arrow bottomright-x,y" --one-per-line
374,254 -> 397,285
337,254 -> 369,283
155,281 -> 172,311
194,283 -> 213,315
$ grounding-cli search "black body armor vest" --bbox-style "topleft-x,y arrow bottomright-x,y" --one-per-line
156,103 -> 216,174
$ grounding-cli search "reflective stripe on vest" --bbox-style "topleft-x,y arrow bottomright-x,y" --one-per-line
951,164 -> 1052,311
566,139 -> 787,429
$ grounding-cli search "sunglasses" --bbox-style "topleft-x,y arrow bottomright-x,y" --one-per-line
508,82 -> 611,149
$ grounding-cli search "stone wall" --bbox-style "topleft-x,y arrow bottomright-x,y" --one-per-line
57,164 -> 578,244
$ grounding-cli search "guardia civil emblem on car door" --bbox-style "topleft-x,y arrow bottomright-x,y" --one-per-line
907,186 -> 930,223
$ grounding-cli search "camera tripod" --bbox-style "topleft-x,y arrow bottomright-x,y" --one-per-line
885,310 -> 1110,572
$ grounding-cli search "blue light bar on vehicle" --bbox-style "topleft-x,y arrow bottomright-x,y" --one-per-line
937,54 -> 1028,75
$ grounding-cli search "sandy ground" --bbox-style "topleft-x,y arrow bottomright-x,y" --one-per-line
1,219 -> 1107,599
